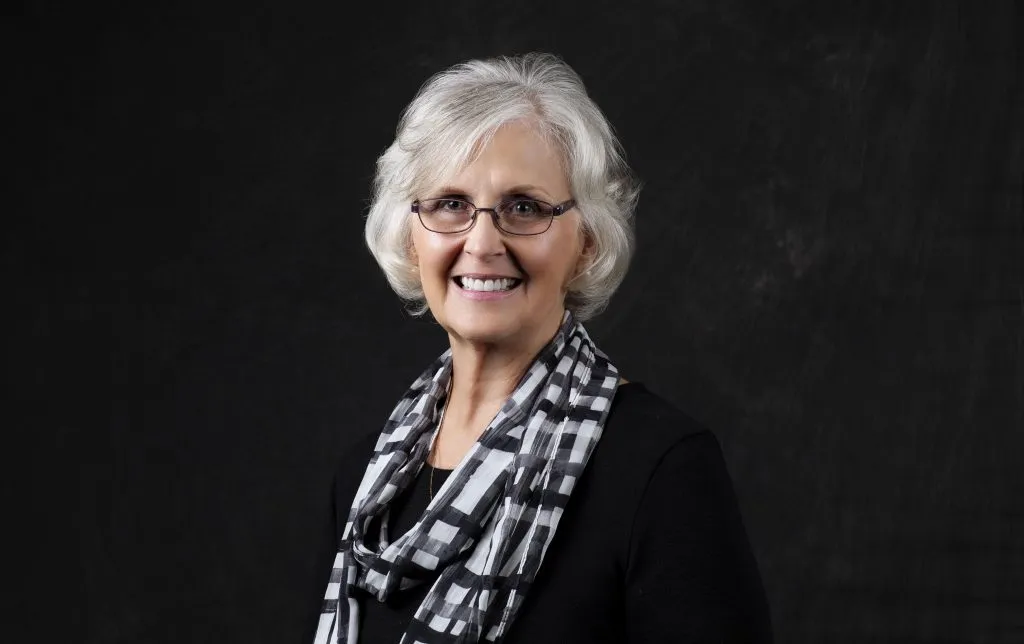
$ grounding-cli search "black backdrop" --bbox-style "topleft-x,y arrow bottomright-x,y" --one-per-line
12,1 -> 1022,642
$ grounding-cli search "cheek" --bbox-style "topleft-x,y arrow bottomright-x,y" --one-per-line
545,227 -> 584,277
521,242 -> 580,291
411,232 -> 458,285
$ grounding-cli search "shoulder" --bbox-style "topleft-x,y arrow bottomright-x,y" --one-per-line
581,382 -> 735,544
607,382 -> 706,432
331,429 -> 382,524
336,428 -> 380,477
599,382 -> 716,469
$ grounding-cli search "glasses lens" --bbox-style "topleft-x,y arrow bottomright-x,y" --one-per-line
496,199 -> 554,235
418,199 -> 473,233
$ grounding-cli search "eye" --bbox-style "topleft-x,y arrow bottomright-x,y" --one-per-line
421,198 -> 470,214
506,199 -> 543,216
440,199 -> 469,212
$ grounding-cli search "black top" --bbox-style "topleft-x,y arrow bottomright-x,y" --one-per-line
307,383 -> 772,642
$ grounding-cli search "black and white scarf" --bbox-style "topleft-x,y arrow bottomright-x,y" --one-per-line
314,312 -> 619,643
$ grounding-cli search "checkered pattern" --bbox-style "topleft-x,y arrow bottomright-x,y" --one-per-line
314,312 -> 619,643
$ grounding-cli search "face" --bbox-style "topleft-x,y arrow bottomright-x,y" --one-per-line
410,120 -> 589,350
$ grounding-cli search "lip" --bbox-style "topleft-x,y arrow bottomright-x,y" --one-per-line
453,273 -> 522,280
451,275 -> 522,301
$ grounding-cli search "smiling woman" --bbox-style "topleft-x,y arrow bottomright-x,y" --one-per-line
411,121 -> 585,355
308,53 -> 772,643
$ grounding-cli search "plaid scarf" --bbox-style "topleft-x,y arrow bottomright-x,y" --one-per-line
314,312 -> 619,643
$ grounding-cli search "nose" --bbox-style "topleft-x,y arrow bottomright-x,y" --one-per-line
463,209 -> 506,257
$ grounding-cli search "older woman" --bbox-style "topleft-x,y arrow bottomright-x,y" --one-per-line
310,53 -> 771,643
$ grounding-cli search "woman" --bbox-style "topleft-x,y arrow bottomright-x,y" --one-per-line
310,53 -> 772,643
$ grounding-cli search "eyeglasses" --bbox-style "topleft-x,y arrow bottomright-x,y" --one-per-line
411,197 -> 577,236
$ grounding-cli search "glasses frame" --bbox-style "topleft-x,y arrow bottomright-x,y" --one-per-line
411,197 -> 577,236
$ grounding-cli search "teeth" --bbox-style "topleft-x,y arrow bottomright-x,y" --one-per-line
460,277 -> 517,292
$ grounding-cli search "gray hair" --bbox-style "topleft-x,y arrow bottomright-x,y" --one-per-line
364,53 -> 639,321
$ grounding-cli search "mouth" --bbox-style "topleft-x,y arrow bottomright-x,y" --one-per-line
452,275 -> 524,293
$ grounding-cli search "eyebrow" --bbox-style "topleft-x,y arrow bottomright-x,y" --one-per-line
431,184 -> 554,200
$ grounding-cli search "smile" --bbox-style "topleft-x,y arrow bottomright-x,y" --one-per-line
454,276 -> 522,292
452,275 -> 524,300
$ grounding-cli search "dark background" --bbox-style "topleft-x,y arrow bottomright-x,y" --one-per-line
11,0 -> 1022,642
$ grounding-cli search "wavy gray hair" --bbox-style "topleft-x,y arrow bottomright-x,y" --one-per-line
364,53 -> 639,321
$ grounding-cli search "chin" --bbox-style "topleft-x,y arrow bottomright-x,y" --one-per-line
443,312 -> 523,346
450,324 -> 521,346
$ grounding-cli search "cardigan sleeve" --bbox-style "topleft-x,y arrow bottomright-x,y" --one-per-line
624,430 -> 773,643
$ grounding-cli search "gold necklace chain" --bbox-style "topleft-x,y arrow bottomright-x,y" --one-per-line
428,379 -> 452,501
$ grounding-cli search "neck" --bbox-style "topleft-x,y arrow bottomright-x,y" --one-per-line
444,311 -> 566,441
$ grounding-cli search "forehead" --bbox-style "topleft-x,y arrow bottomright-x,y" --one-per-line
432,121 -> 570,196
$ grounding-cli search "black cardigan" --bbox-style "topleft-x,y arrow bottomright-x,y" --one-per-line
306,383 -> 772,642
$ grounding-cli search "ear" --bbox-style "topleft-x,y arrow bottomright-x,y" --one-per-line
574,227 -> 596,276
569,228 -> 596,287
